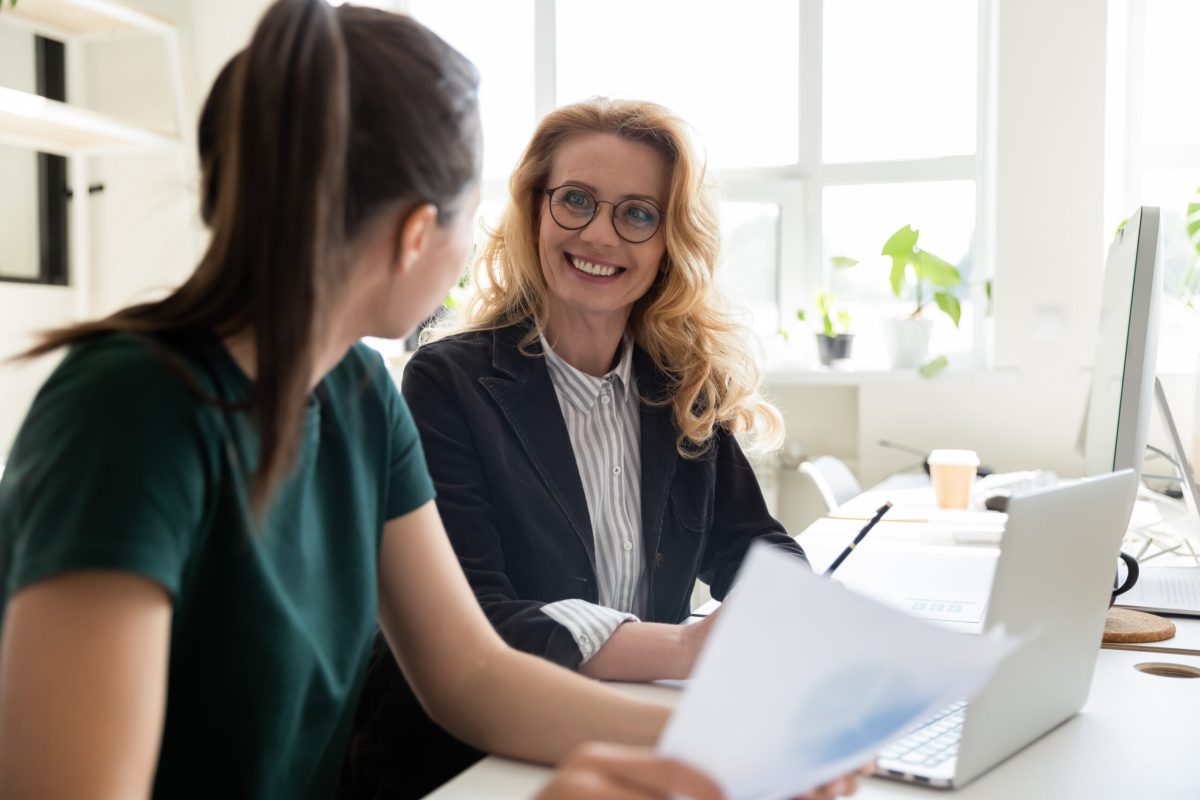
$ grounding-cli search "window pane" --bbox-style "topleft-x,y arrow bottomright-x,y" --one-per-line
1140,1 -> 1200,147
822,181 -> 976,365
823,0 -> 977,163
717,202 -> 780,338
556,1 -> 799,169
409,0 -> 535,180
1138,169 -> 1200,373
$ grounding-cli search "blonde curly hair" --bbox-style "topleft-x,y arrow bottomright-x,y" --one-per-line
432,97 -> 783,456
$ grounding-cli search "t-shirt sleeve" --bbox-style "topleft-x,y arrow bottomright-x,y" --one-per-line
380,362 -> 436,521
2,338 -> 211,598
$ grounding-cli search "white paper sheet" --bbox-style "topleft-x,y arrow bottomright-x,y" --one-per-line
658,543 -> 1016,800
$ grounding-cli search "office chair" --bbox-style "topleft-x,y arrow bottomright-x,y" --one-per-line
777,455 -> 862,537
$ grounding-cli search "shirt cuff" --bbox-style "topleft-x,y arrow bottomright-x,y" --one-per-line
541,599 -> 640,663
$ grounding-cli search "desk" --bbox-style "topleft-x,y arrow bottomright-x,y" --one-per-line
428,634 -> 1200,799
430,484 -> 1200,799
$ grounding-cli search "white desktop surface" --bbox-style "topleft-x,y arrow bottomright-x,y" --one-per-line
427,641 -> 1200,799
428,480 -> 1200,799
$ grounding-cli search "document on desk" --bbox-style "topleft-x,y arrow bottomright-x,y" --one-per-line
659,544 -> 1016,800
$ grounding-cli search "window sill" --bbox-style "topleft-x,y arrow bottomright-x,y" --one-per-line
763,366 -> 1019,387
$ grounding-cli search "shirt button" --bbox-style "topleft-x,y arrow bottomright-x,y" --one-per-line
612,465 -> 622,476
600,395 -> 611,405
623,540 -> 633,551
578,633 -> 590,645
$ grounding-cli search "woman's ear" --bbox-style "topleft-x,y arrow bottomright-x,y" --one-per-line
392,203 -> 439,274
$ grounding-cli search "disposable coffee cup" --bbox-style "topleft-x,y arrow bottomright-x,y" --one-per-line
928,449 -> 979,510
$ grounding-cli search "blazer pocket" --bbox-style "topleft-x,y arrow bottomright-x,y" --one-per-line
669,480 -> 712,533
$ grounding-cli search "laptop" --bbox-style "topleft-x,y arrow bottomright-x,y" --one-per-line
874,469 -> 1139,789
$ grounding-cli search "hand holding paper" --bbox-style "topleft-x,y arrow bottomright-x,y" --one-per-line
659,543 -> 1016,800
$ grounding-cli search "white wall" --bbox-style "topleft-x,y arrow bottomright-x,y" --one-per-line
0,0 -> 272,455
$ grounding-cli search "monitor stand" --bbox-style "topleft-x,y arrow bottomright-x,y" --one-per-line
1111,380 -> 1200,619
1153,377 -> 1200,529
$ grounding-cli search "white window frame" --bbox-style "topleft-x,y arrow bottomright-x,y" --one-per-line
457,0 -> 996,368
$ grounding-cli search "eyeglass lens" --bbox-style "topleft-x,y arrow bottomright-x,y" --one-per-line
547,185 -> 662,243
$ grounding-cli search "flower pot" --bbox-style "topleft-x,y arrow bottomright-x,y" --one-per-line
883,317 -> 934,369
815,333 -> 854,366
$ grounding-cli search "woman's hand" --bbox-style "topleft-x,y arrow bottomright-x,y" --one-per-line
536,743 -> 725,800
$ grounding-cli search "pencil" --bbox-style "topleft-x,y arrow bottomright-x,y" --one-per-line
823,501 -> 893,577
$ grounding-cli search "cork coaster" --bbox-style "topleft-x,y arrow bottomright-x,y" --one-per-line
1103,608 -> 1176,643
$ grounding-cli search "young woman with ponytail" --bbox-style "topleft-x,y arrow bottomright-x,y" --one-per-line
0,3 -> 740,798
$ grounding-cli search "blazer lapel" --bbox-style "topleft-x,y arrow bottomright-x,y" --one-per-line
480,326 -> 597,568
635,348 -> 679,581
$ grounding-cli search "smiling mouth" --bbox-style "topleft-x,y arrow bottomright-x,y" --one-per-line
568,254 -> 625,278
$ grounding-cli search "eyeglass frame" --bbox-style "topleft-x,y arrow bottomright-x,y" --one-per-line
542,184 -> 666,244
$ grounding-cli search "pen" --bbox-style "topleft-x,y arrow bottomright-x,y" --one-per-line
823,501 -> 893,577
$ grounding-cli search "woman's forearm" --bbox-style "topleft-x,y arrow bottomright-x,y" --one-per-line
578,621 -> 700,682
431,641 -> 671,764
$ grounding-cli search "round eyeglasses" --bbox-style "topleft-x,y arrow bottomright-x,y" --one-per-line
543,184 -> 664,244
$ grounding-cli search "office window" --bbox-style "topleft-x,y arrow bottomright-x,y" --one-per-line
556,0 -> 800,170
407,1 -> 990,368
822,0 -> 977,164
823,181 -> 976,366
407,0 -> 535,182
1118,0 -> 1200,373
717,202 -> 781,338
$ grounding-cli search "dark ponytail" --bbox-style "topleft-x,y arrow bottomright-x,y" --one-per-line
26,0 -> 481,514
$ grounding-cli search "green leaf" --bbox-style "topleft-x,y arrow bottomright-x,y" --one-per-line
815,293 -> 834,336
796,309 -> 807,322
918,356 -> 949,379
881,225 -> 919,257
984,278 -> 994,317
888,257 -> 907,298
934,291 -> 962,326
776,327 -> 789,343
831,255 -> 858,269
1113,217 -> 1131,241
836,310 -> 851,330
914,250 -> 961,287
1187,189 -> 1200,281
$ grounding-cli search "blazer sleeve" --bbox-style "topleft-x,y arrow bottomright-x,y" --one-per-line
698,431 -> 810,600
401,350 -> 586,670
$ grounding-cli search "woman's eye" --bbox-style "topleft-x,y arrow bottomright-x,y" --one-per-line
626,205 -> 656,226
564,190 -> 591,207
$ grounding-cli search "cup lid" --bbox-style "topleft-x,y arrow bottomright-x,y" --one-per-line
928,448 -> 980,466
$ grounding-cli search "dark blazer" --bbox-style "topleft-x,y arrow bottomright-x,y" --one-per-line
340,323 -> 807,798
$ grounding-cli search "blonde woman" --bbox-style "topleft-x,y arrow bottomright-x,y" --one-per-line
342,99 -> 866,800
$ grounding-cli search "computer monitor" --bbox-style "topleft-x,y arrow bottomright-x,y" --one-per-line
1082,206 -> 1162,479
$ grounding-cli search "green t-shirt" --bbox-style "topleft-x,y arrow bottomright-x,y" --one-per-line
0,333 -> 435,799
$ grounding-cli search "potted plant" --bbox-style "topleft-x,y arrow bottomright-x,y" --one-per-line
880,224 -> 962,369
798,288 -> 854,366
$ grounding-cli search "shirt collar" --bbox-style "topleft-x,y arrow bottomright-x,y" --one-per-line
540,330 -> 635,412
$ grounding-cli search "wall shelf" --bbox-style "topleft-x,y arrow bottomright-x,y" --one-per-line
0,85 -> 178,155
2,0 -> 172,39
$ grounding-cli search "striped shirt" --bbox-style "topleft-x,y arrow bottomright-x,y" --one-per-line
538,332 -> 646,662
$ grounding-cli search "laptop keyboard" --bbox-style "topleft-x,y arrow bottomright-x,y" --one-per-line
879,699 -> 966,768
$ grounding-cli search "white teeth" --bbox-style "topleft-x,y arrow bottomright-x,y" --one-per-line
570,256 -> 619,277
